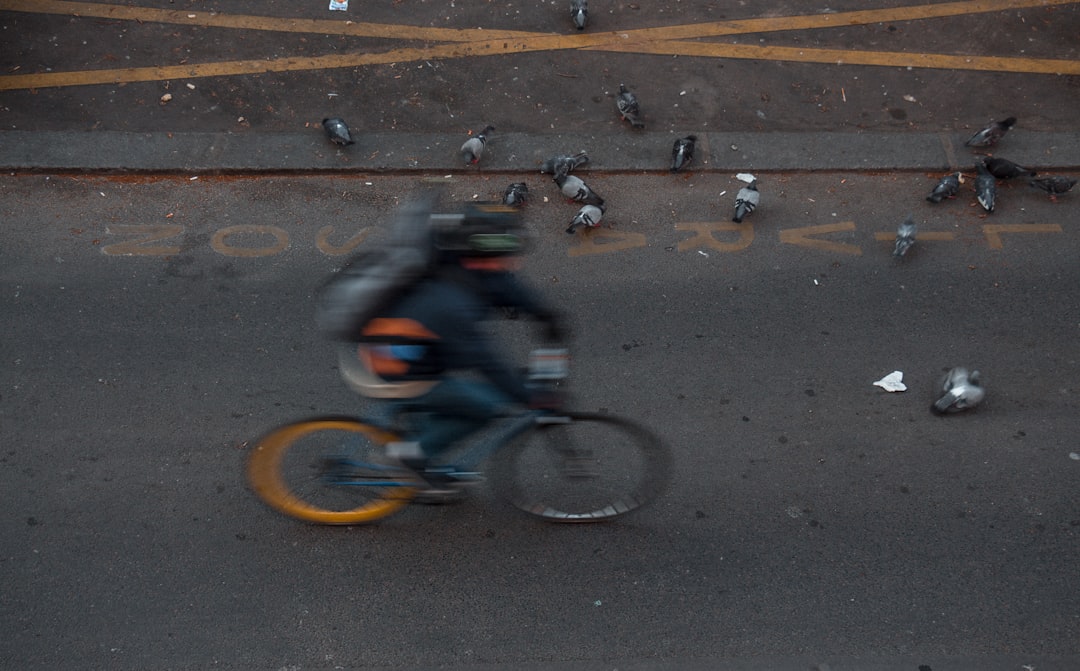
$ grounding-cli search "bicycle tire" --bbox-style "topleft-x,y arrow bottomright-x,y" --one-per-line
246,416 -> 421,525
490,412 -> 671,522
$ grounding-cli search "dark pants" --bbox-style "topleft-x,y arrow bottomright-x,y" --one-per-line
392,377 -> 514,460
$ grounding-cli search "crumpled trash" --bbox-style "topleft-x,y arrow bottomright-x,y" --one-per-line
873,370 -> 907,392
329,0 -> 348,10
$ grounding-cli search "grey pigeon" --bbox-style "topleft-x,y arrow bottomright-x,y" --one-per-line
566,203 -> 605,233
460,125 -> 495,165
555,173 -> 603,206
322,117 -> 354,146
541,151 -> 589,178
975,161 -> 996,212
926,172 -> 961,203
964,116 -> 1016,148
570,0 -> 587,30
931,367 -> 985,414
732,180 -> 760,223
1029,175 -> 1077,201
983,156 -> 1036,180
616,84 -> 645,129
671,135 -> 696,173
503,182 -> 529,208
893,215 -> 917,258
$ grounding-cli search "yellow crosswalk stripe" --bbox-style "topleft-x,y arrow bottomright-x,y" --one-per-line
0,0 -> 1076,90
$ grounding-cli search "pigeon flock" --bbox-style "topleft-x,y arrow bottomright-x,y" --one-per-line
925,116 -> 1076,218
319,81 -> 1075,416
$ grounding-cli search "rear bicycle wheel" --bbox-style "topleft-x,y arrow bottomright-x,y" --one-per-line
246,416 -> 421,525
491,412 -> 671,522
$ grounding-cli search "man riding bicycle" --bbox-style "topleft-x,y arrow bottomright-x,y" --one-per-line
338,203 -> 566,494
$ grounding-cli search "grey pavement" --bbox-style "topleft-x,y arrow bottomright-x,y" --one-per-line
2,129 -> 1079,174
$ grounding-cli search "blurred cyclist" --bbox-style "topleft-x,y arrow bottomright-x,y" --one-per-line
338,203 -> 565,494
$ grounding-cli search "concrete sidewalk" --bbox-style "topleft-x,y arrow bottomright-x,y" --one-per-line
2,129 -> 1079,174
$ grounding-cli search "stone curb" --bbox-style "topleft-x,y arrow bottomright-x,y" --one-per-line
2,129 -> 1079,174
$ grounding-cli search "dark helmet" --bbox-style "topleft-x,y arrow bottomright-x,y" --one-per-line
432,202 -> 528,258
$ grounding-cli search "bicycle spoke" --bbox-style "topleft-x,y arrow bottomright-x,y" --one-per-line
491,413 -> 670,522
247,417 -> 419,524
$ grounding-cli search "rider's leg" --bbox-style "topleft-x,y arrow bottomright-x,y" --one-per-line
412,377 -> 513,461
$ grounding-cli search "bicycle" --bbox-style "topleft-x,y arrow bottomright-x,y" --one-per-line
246,349 -> 671,525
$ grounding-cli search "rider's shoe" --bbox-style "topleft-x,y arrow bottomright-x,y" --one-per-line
409,469 -> 469,505
384,443 -> 480,503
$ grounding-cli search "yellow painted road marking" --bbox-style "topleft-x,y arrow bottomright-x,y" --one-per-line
315,226 -> 372,256
0,0 -> 538,41
779,222 -> 863,255
568,229 -> 648,256
4,0 -> 1071,41
676,222 -> 755,252
0,0 -> 1077,90
981,223 -> 1063,249
598,42 -> 1080,76
210,224 -> 290,257
102,224 -> 184,256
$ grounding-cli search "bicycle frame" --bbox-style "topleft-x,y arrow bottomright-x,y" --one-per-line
328,408 -> 565,488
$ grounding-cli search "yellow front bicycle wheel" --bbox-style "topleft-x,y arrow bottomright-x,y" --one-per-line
246,416 -> 420,525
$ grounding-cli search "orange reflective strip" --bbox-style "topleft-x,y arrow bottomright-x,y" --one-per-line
361,318 -> 438,340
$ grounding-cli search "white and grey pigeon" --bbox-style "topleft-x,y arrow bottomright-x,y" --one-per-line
541,151 -> 589,178
964,116 -> 1016,148
566,203 -> 605,234
670,135 -> 696,173
460,125 -> 495,165
322,117 -> 354,146
616,84 -> 645,129
926,172 -> 961,203
932,367 -> 985,414
732,177 -> 760,223
555,173 -> 603,206
570,0 -> 587,30
892,214 -> 917,258
975,161 -> 996,212
502,182 -> 529,208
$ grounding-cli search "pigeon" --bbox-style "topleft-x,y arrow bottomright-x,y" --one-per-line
732,179 -> 760,223
931,367 -> 985,414
893,214 -> 917,258
1029,175 -> 1077,201
566,203 -> 605,234
541,151 -> 589,178
670,135 -> 696,173
322,117 -> 354,146
502,182 -> 529,208
555,173 -> 603,206
616,84 -> 645,129
570,0 -> 587,30
974,161 -> 996,212
964,116 -> 1016,148
460,125 -> 495,165
983,156 -> 1036,180
926,172 -> 961,203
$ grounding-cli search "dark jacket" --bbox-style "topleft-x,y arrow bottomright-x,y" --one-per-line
358,267 -> 553,404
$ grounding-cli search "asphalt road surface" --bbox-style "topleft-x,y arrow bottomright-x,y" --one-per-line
3,169 -> 1079,670
2,1 -> 1079,670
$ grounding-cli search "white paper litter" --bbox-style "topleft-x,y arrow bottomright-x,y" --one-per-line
329,0 -> 348,10
736,172 -> 755,183
873,371 -> 907,392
